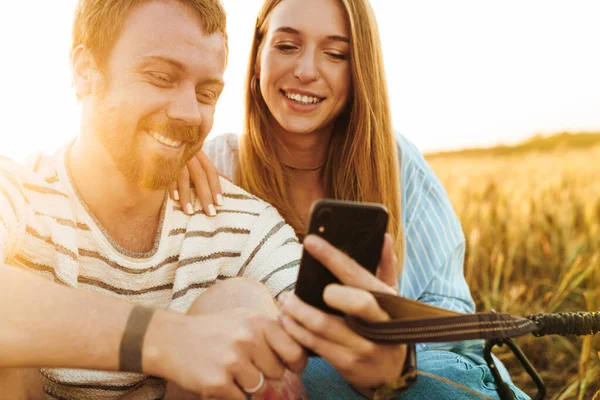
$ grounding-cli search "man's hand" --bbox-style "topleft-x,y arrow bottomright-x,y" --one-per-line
278,234 -> 407,389
144,307 -> 307,400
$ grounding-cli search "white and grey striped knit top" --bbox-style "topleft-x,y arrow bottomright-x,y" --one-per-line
0,145 -> 301,399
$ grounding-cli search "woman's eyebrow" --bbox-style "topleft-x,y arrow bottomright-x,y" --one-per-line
273,26 -> 349,43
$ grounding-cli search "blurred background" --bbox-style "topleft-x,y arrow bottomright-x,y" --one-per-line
1,0 -> 599,398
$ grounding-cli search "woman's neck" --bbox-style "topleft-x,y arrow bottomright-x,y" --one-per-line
272,123 -> 331,170
271,123 -> 333,223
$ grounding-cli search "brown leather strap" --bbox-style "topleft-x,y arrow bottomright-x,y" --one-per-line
345,292 -> 538,344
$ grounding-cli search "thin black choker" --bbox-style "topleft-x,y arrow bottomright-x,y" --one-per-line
280,159 -> 326,172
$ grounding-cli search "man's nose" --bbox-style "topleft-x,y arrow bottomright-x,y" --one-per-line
294,51 -> 320,83
166,85 -> 202,126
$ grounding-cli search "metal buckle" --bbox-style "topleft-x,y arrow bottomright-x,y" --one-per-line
484,338 -> 546,400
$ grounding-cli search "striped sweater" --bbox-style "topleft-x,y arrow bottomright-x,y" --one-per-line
0,146 -> 301,399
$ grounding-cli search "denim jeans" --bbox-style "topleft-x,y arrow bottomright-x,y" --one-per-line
302,342 -> 531,399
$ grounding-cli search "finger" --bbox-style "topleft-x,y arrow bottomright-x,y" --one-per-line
251,327 -> 287,379
177,167 -> 193,215
168,181 -> 180,202
279,313 -> 348,361
219,172 -> 232,182
280,293 -> 373,351
193,374 -> 246,400
375,234 -> 399,292
196,151 -> 223,207
187,157 -> 216,217
323,284 -> 390,322
264,319 -> 308,373
231,362 -> 267,397
303,235 -> 395,294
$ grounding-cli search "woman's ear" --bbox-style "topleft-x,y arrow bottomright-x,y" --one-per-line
71,45 -> 95,97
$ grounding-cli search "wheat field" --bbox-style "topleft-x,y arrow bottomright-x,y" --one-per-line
427,145 -> 600,399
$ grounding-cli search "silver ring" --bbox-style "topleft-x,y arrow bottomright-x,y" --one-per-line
242,371 -> 265,394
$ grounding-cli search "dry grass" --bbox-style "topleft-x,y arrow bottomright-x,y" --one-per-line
427,145 -> 600,399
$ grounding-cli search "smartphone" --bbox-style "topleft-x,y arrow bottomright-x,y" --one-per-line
294,199 -> 389,315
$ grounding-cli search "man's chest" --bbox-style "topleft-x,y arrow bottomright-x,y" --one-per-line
10,213 -> 250,311
102,216 -> 161,254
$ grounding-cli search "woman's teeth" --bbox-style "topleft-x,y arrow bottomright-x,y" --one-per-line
150,131 -> 182,148
284,91 -> 322,105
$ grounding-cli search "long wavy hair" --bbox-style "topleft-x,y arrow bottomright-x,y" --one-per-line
238,0 -> 404,274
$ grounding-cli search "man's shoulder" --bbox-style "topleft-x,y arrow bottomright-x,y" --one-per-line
0,152 -> 64,191
218,177 -> 271,214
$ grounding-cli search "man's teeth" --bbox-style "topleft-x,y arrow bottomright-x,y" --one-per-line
150,131 -> 182,148
284,91 -> 321,105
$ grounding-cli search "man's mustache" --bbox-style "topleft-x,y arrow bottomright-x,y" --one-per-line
139,120 -> 200,143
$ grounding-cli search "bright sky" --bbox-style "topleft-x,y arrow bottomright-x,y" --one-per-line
2,1 -> 600,161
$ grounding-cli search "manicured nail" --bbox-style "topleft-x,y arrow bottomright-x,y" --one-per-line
208,204 -> 217,217
216,194 -> 224,206
186,203 -> 194,215
173,190 -> 180,201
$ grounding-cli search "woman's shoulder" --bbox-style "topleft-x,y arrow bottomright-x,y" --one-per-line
203,133 -> 240,153
394,132 -> 435,178
202,133 -> 241,179
394,132 -> 462,235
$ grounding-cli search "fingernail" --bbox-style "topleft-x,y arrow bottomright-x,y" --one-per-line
216,194 -> 224,206
186,203 -> 194,215
304,235 -> 321,250
208,204 -> 217,217
173,190 -> 180,201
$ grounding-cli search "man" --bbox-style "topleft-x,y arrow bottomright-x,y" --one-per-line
0,0 -> 405,399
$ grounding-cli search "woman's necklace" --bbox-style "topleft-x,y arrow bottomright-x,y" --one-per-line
280,159 -> 326,172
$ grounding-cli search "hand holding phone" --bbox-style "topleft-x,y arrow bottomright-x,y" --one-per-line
294,199 -> 389,315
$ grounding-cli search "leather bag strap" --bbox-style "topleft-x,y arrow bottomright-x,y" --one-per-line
345,292 -> 599,344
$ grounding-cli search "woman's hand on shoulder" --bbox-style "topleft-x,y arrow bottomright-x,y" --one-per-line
169,149 -> 226,216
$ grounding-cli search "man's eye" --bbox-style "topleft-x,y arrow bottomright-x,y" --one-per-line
197,91 -> 218,104
147,71 -> 173,85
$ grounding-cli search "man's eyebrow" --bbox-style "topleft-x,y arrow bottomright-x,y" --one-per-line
274,26 -> 349,43
140,55 -> 185,71
199,78 -> 225,88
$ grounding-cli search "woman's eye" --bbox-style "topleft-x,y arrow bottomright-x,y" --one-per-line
326,52 -> 348,61
274,44 -> 298,52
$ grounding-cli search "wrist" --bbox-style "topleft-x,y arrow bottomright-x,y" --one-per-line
142,309 -> 185,378
363,344 -> 417,400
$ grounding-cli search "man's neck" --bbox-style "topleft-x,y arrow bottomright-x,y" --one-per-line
68,134 -> 166,253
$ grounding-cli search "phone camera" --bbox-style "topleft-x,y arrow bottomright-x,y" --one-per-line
316,207 -> 333,223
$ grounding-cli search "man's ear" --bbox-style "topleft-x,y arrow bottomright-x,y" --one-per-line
72,45 -> 96,97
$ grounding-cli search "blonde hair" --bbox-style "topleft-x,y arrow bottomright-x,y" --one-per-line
238,0 -> 404,274
72,0 -> 228,68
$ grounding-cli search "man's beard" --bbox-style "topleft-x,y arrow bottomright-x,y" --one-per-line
92,99 -> 202,190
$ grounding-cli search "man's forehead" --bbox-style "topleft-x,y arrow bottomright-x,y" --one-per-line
111,1 -> 226,72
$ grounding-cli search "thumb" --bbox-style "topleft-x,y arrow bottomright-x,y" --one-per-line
376,234 -> 399,292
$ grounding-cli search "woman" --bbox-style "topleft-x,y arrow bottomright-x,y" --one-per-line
173,0 -> 529,398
